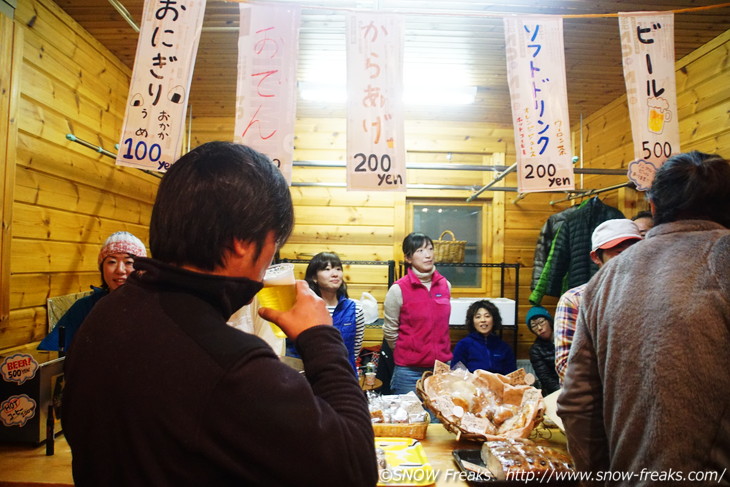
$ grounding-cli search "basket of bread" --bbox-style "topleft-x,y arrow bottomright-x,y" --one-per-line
416,363 -> 545,442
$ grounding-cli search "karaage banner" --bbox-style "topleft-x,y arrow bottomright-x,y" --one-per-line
346,13 -> 406,192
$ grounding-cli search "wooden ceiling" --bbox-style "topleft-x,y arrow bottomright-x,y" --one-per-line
56,0 -> 730,125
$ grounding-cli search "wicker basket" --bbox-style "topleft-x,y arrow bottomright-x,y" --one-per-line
416,371 -> 546,443
433,230 -> 466,263
372,414 -> 430,440
416,371 -> 487,442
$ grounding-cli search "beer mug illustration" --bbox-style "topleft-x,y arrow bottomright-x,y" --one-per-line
647,97 -> 672,134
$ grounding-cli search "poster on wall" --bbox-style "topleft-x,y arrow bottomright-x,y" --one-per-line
504,16 -> 574,194
346,12 -> 406,192
235,4 -> 301,184
619,12 -> 680,191
115,0 -> 206,172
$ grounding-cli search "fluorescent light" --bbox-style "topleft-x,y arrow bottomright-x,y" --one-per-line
298,81 -> 476,106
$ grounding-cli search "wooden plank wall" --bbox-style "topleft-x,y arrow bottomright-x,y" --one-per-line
1,0 -> 726,359
0,0 -> 158,350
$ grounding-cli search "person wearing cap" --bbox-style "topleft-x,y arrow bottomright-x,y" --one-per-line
37,231 -> 147,352
553,218 -> 642,384
526,306 -> 560,396
558,151 -> 730,482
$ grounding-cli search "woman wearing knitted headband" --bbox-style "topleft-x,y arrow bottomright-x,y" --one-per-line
38,231 -> 147,352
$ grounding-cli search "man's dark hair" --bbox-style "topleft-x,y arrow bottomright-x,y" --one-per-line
465,299 -> 503,334
647,151 -> 730,228
632,210 -> 653,221
305,252 -> 348,299
149,142 -> 294,271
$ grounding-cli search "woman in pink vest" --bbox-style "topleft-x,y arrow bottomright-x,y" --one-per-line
383,232 -> 452,396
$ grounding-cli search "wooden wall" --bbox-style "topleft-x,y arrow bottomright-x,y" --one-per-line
0,0 -> 727,360
0,0 -> 158,350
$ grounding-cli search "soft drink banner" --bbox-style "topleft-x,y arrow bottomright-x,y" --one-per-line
116,0 -> 206,172
619,12 -> 679,191
504,16 -> 574,193
346,13 -> 406,192
235,4 -> 301,184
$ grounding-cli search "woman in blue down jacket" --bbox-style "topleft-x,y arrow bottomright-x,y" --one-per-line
451,299 -> 516,375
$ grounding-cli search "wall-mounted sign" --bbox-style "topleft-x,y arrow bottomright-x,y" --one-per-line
0,353 -> 38,385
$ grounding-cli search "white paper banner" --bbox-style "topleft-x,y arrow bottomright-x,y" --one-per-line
346,13 -> 406,192
504,16 -> 574,193
235,4 -> 300,184
116,0 -> 206,172
619,12 -> 680,191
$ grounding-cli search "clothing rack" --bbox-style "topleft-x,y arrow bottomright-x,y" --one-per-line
549,181 -> 634,205
278,258 -> 397,288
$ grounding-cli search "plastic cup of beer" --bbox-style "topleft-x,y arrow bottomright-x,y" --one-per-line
258,263 -> 296,338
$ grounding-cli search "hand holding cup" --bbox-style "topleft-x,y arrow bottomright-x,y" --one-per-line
258,280 -> 332,340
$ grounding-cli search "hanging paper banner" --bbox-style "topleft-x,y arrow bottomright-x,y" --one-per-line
235,4 -> 300,184
346,13 -> 406,192
116,0 -> 206,172
504,16 -> 574,194
619,12 -> 679,191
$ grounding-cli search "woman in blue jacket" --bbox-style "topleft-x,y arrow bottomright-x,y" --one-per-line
286,252 -> 364,374
451,299 -> 516,375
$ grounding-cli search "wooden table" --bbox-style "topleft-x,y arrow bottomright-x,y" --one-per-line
417,423 -> 568,486
0,425 -> 567,486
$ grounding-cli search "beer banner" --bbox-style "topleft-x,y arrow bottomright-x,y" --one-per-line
504,16 -> 574,194
235,4 -> 300,184
116,0 -> 206,172
346,13 -> 406,191
619,12 -> 679,191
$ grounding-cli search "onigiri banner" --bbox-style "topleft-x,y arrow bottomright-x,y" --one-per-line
619,12 -> 680,191
115,0 -> 206,172
504,16 -> 574,194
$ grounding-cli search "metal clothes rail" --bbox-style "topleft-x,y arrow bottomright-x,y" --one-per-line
278,258 -> 397,288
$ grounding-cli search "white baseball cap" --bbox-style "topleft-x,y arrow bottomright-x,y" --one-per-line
591,219 -> 642,252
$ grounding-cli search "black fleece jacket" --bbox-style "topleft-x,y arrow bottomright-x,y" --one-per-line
63,258 -> 378,487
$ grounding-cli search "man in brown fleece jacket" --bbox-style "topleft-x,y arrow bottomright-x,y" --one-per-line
558,151 -> 730,486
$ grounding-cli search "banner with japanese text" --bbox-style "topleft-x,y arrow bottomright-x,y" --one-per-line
619,12 -> 679,191
116,0 -> 206,172
504,16 -> 574,193
235,4 -> 300,184
346,13 -> 406,191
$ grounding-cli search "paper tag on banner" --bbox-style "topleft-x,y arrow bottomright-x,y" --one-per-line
115,0 -> 206,172
504,16 -> 574,193
619,12 -> 680,190
346,12 -> 406,192
235,4 -> 301,184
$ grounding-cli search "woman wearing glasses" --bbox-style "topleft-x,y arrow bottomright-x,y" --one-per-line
526,306 -> 560,395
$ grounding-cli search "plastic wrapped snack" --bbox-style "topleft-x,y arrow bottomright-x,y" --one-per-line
480,438 -> 574,480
